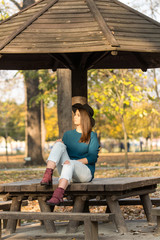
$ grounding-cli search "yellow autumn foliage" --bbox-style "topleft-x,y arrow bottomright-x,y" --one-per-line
45,106 -> 59,141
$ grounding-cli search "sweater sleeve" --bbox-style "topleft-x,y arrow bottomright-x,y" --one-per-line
62,132 -> 67,144
86,132 -> 100,164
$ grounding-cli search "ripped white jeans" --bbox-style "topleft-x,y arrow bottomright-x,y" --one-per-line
47,141 -> 92,183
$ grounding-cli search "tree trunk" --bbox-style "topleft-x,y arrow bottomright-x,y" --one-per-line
57,69 -> 72,138
121,116 -> 128,169
4,136 -> 9,162
24,71 -> 45,165
10,0 -> 45,164
41,99 -> 46,158
150,131 -> 153,152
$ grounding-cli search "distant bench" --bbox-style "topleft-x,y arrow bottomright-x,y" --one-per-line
59,198 -> 160,207
0,211 -> 114,240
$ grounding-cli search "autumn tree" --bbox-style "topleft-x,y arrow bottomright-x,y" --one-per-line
3,0 -> 46,165
88,69 -> 148,168
0,101 -> 25,160
45,106 -> 59,141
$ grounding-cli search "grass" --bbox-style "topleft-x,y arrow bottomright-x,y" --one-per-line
0,152 -> 160,184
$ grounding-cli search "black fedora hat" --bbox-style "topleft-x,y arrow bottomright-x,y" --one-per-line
72,103 -> 95,127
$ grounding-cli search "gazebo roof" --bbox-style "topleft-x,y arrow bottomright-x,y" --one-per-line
0,0 -> 160,70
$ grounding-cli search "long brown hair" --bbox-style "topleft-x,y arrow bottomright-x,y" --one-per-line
79,108 -> 92,144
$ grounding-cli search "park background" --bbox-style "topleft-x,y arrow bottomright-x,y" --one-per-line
0,0 -> 160,167
0,0 -> 160,229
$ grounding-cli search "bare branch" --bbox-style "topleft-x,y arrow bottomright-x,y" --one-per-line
9,0 -> 22,10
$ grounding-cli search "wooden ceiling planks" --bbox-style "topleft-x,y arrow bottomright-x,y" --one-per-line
0,0 -> 160,69
0,0 -> 160,53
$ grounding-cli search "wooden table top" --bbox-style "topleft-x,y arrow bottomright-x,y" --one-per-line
0,177 -> 160,193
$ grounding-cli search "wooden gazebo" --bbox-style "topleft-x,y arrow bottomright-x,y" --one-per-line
0,0 -> 160,100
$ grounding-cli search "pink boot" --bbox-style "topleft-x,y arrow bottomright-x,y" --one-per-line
40,168 -> 53,186
46,187 -> 65,206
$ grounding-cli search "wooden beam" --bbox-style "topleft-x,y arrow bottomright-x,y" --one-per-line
85,0 -> 119,47
49,53 -> 71,69
79,52 -> 93,70
133,52 -> 148,71
61,53 -> 76,70
71,67 -> 87,100
86,51 -> 110,69
0,0 -> 58,50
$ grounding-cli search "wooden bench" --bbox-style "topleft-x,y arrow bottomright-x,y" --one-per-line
0,200 -> 28,229
0,201 -> 12,211
0,201 -> 12,230
60,198 -> 160,207
0,211 -> 114,240
1,177 -> 160,234
151,207 -> 160,233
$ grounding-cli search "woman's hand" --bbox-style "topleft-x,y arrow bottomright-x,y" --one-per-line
56,139 -> 63,143
64,160 -> 70,164
77,158 -> 88,164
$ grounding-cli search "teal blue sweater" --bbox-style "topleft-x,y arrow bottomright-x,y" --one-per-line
62,129 -> 100,179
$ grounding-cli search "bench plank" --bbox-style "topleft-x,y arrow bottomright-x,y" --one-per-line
0,211 -> 114,221
152,207 -> 160,216
151,207 -> 160,233
59,198 -> 160,207
0,211 -> 114,240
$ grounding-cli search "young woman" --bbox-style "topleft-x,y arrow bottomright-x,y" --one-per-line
40,103 -> 100,206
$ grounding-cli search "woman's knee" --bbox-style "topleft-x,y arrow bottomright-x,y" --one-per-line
62,160 -> 74,170
54,141 -> 66,149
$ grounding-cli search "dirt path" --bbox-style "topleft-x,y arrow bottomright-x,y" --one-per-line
1,219 -> 160,240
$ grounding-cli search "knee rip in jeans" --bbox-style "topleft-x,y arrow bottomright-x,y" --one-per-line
64,160 -> 70,165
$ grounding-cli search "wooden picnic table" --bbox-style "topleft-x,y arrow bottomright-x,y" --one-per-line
0,177 -> 160,234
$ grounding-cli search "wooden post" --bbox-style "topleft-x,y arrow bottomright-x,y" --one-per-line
156,216 -> 160,233
6,197 -> 22,234
106,196 -> 127,233
57,69 -> 72,138
140,194 -> 156,223
0,219 -> 1,239
84,217 -> 98,240
71,67 -> 87,105
66,196 -> 86,233
38,197 -> 56,232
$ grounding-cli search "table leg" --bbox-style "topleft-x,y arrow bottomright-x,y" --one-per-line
140,194 -> 156,223
105,204 -> 111,213
66,196 -> 86,233
38,197 -> 56,232
156,216 -> 160,233
6,197 -> 22,234
84,217 -> 98,240
106,196 -> 128,233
